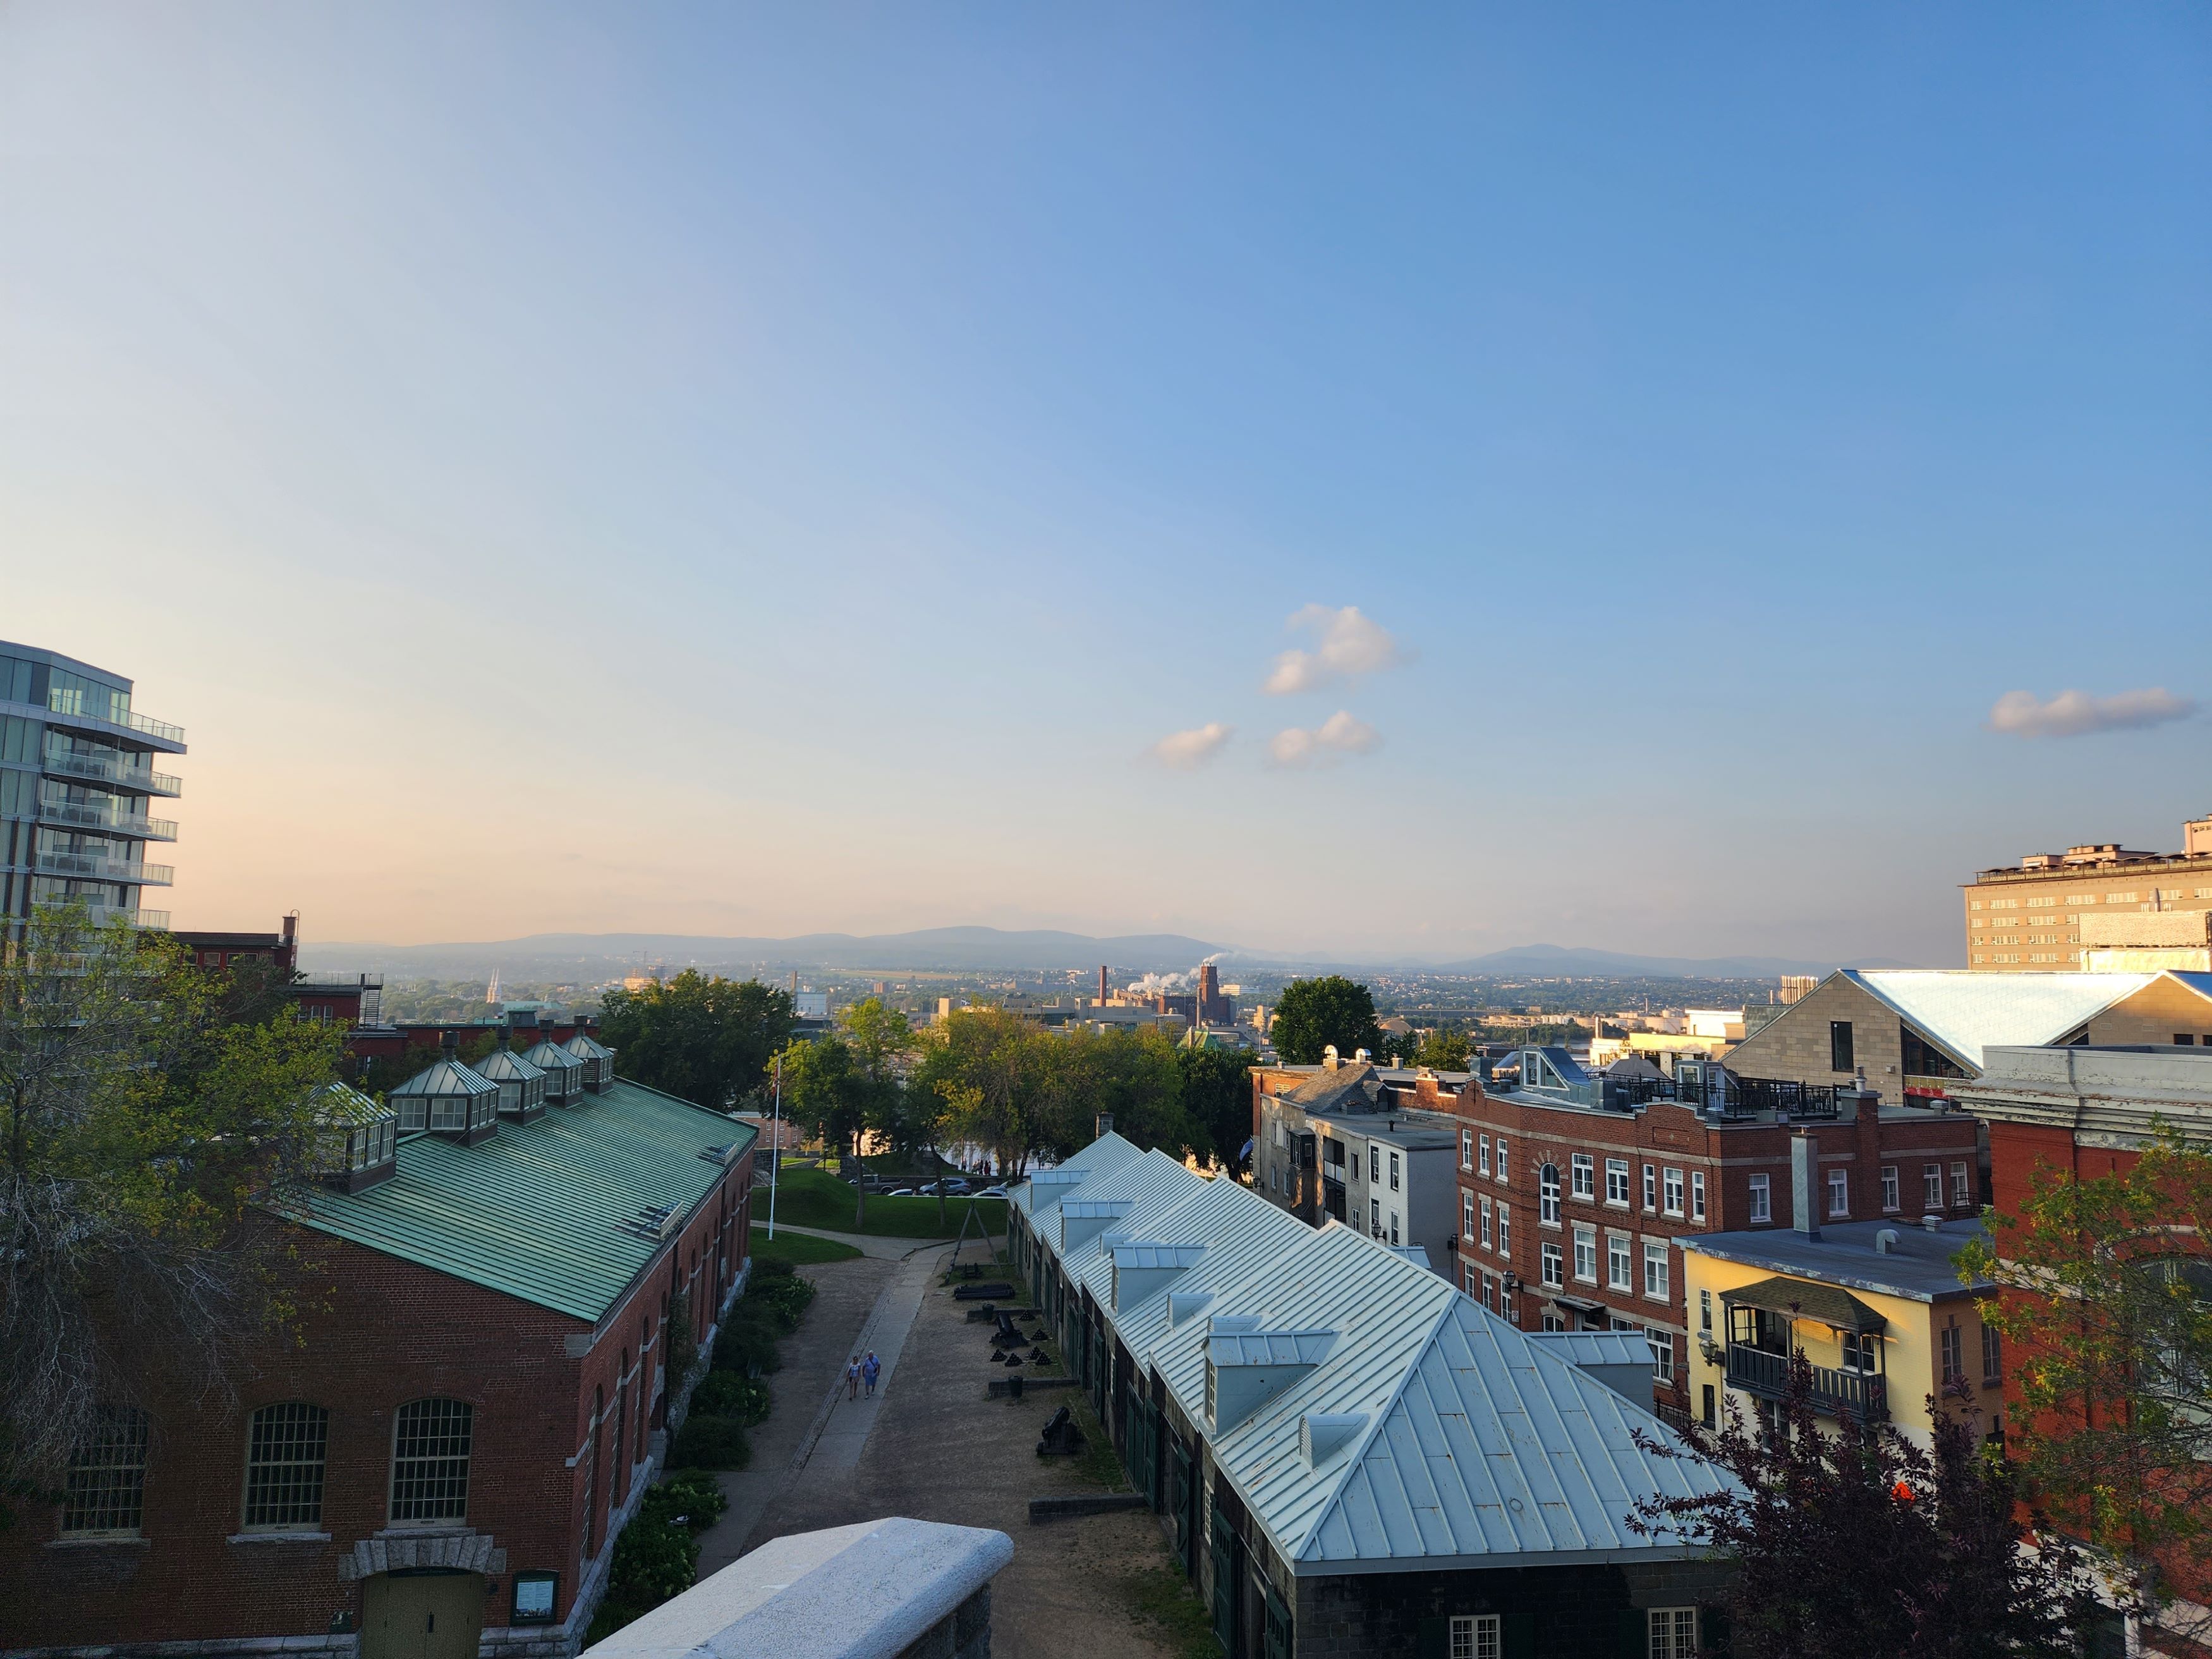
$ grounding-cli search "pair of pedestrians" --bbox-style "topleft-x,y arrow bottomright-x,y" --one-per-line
844,1351 -> 882,1401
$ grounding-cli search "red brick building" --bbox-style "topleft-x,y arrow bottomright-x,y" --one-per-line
0,1058 -> 755,1659
1445,1047 -> 1983,1425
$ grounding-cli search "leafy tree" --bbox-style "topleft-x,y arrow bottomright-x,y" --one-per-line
773,1036 -> 869,1225
1629,1362 -> 2093,1659
1174,1043 -> 1255,1173
1,902 -> 345,1500
599,971 -> 794,1109
837,996 -> 917,1159
911,1006 -> 1047,1177
1957,1122 -> 2212,1641
1414,1027 -> 1472,1072
1270,976 -> 1384,1066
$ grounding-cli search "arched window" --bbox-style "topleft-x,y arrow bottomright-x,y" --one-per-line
243,1402 -> 329,1531
390,1399 -> 472,1526
614,1356 -> 630,1504
63,1406 -> 149,1538
1540,1163 -> 1562,1225
581,1388 -> 601,1560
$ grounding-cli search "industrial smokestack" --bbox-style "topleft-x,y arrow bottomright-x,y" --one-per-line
1098,964 -> 1109,1007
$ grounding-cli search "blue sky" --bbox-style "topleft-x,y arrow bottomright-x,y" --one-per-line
3,5 -> 2206,963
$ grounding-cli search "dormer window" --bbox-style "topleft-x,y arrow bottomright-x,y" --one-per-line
473,1046 -> 549,1121
312,1083 -> 398,1193
387,1046 -> 500,1145
562,1031 -> 616,1094
520,1040 -> 584,1104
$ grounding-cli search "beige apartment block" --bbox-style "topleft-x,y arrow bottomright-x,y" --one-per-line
1964,815 -> 2212,972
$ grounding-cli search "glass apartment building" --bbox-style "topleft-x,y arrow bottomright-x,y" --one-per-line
0,641 -> 185,939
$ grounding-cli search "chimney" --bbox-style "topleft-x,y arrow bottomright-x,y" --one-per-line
1323,1045 -> 1340,1071
1094,1112 -> 1114,1141
441,1030 -> 459,1061
1790,1133 -> 1819,1238
1099,964 -> 1109,1007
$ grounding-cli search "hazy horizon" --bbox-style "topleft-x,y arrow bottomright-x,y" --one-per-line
6,6 -> 2206,966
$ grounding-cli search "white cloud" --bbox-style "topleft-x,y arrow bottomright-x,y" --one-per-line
1268,710 -> 1383,767
1263,604 -> 1411,695
1152,722 -> 1233,769
1987,687 -> 2197,739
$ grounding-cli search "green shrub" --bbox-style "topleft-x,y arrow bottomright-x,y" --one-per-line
655,1468 -> 729,1531
669,1413 -> 751,1471
690,1370 -> 770,1425
751,1270 -> 814,1332
712,1305 -> 784,1375
585,1495 -> 702,1644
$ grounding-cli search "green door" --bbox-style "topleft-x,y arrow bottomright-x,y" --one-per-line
1263,1583 -> 1292,1659
1170,1440 -> 1195,1574
360,1571 -> 484,1659
1210,1521 -> 1239,1655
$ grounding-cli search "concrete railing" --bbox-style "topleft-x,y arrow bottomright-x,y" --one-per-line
579,1517 -> 1013,1659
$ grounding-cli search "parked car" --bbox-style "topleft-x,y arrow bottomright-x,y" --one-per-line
885,1187 -> 918,1197
976,1185 -> 1009,1199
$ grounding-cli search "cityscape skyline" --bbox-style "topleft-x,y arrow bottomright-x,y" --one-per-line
4,6 -> 2206,964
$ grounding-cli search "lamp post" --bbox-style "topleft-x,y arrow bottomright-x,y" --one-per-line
767,1051 -> 782,1241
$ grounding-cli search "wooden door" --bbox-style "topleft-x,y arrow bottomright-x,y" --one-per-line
360,1570 -> 485,1659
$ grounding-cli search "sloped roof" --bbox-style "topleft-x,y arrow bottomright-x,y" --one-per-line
1010,1133 -> 1144,1218
523,1039 -> 585,1073
1847,969 -> 2154,1070
1526,1329 -> 1653,1370
473,1047 -> 547,1083
388,1057 -> 499,1098
1280,1062 -> 1385,1114
1021,1142 -> 1726,1574
564,1031 -> 615,1062
312,1081 -> 391,1126
291,1078 -> 754,1323
1722,1275 -> 1887,1333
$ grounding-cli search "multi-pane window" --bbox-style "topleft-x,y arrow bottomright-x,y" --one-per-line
1981,1323 -> 2003,1385
1881,1166 -> 1900,1212
1540,1164 -> 1562,1225
1571,1153 -> 1595,1199
1608,1234 -> 1633,1292
1699,1287 -> 1712,1332
1480,1194 -> 1493,1248
1478,1134 -> 1490,1177
1495,1139 -> 1509,1184
1648,1607 -> 1698,1658
1952,1162 -> 1971,1206
1607,1158 -> 1630,1206
1749,1174 -> 1771,1223
1941,1322 -> 1964,1386
1464,1263 -> 1479,1298
1690,1170 -> 1706,1222
391,1398 -> 473,1524
243,1403 -> 329,1531
1370,1146 -> 1382,1184
1541,1242 -> 1564,1289
1449,1613 -> 1501,1659
1389,1210 -> 1401,1247
1497,1205 -> 1510,1256
1574,1224 -> 1597,1284
1389,1151 -> 1401,1192
1842,1332 -> 1879,1373
1663,1169 -> 1684,1216
63,1407 -> 149,1537
1461,1130 -> 1474,1172
1462,1190 -> 1476,1242
1646,1327 -> 1675,1382
1924,1164 -> 1944,1210
1826,1170 -> 1849,1218
1642,1164 -> 1656,1210
1643,1241 -> 1669,1299
1370,1197 -> 1382,1235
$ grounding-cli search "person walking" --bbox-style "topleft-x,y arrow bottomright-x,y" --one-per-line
862,1351 -> 881,1398
846,1356 -> 861,1400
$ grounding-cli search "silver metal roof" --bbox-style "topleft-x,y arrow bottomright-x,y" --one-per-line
1524,1330 -> 1652,1369
1845,968 -> 2153,1070
1110,1243 -> 1207,1270
1021,1138 -> 1729,1574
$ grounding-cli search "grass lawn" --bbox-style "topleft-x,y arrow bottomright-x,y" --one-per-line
760,1164 -> 1009,1240
747,1224 -> 863,1265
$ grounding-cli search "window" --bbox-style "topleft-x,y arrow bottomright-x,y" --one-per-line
1952,1162 -> 1971,1206
1644,1241 -> 1670,1299
1749,1174 -> 1771,1223
1497,1205 -> 1510,1256
1540,1163 -> 1562,1225
1571,1153 -> 1595,1199
1881,1166 -> 1900,1212
1502,1279 -> 1516,1320
1389,1151 -> 1401,1191
1649,1607 -> 1699,1658
1701,1383 -> 1716,1428
1646,1327 -> 1675,1382
1608,1234 -> 1633,1291
1464,1263 -> 1479,1298
1690,1170 -> 1706,1222
1390,1210 -> 1400,1246
1841,1332 -> 1879,1373
1830,1019 -> 1855,1074
1370,1146 -> 1381,1184
1541,1242 -> 1564,1288
1982,1322 -> 2003,1385
1461,1129 -> 1474,1171
1699,1287 -> 1712,1332
1481,1272 -> 1495,1311
1663,1168 -> 1684,1216
1941,1322 -> 1964,1386
1826,1169 -> 1849,1219
63,1407 -> 149,1538
1924,1164 -> 1944,1210
1541,1311 -> 1567,1332
1370,1197 -> 1382,1235
1495,1139 -> 1509,1184
1574,1224 -> 1597,1283
1606,1158 -> 1630,1206
1642,1164 -> 1656,1210
1480,1194 -> 1493,1248
243,1402 -> 329,1531
1449,1613 -> 1501,1659
1478,1134 -> 1490,1177
1462,1190 -> 1476,1242
391,1398 -> 473,1524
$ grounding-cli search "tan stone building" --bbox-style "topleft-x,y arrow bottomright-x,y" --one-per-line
1964,813 -> 2212,971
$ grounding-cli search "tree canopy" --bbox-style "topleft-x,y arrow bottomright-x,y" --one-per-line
597,970 -> 794,1109
1413,1027 -> 1473,1072
1270,975 -> 1384,1066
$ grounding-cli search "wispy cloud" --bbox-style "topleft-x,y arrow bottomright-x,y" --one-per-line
1152,722 -> 1233,769
1268,710 -> 1382,767
1263,604 -> 1411,695
1987,687 -> 2197,739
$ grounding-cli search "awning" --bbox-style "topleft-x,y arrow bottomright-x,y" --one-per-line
1551,1294 -> 1608,1316
1722,1275 -> 1887,1334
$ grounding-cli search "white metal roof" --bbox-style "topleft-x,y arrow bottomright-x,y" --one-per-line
1524,1330 -> 1653,1369
1846,969 -> 2153,1070
1024,1140 -> 1726,1574
1011,1133 -> 1143,1217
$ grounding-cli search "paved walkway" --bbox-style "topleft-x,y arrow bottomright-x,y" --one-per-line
754,1220 -> 964,1261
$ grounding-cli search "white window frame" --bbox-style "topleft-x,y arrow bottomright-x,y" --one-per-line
1826,1169 -> 1850,1219
1606,1157 -> 1630,1207
1571,1152 -> 1595,1199
1540,1163 -> 1562,1226
1642,1163 -> 1657,1211
1881,1165 -> 1900,1212
1461,1129 -> 1474,1172
1690,1170 -> 1706,1221
1663,1167 -> 1684,1217
1608,1232 -> 1633,1291
1480,1194 -> 1493,1249
1496,1138 -> 1509,1184
1573,1224 -> 1597,1284
1952,1162 -> 1970,1206
1448,1613 -> 1501,1659
1497,1203 -> 1510,1256
1648,1605 -> 1698,1658
1646,1327 -> 1675,1382
1924,1163 -> 1943,1210
1540,1241 -> 1564,1289
1389,1150 -> 1401,1193
1462,1189 -> 1475,1243
1643,1239 -> 1670,1300
1478,1134 -> 1490,1177
1749,1173 -> 1771,1223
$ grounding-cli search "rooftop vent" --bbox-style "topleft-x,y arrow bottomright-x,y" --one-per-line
1300,1412 -> 1367,1468
623,1205 -> 681,1243
1875,1229 -> 1900,1255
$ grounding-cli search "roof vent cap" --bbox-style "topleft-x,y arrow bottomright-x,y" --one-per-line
1875,1229 -> 1900,1255
1921,1213 -> 1943,1232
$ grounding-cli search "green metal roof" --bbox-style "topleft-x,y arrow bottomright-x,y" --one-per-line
289,1079 -> 756,1324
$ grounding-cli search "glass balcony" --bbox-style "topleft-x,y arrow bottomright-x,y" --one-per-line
37,801 -> 179,841
35,851 -> 176,886
39,750 -> 184,796
46,689 -> 185,748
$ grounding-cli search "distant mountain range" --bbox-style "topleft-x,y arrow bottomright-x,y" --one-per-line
301,925 -> 1916,981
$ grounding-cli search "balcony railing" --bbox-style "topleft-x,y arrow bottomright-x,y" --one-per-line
35,851 -> 175,886
46,691 -> 185,747
37,801 -> 179,841
1725,1342 -> 1888,1423
39,750 -> 184,796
